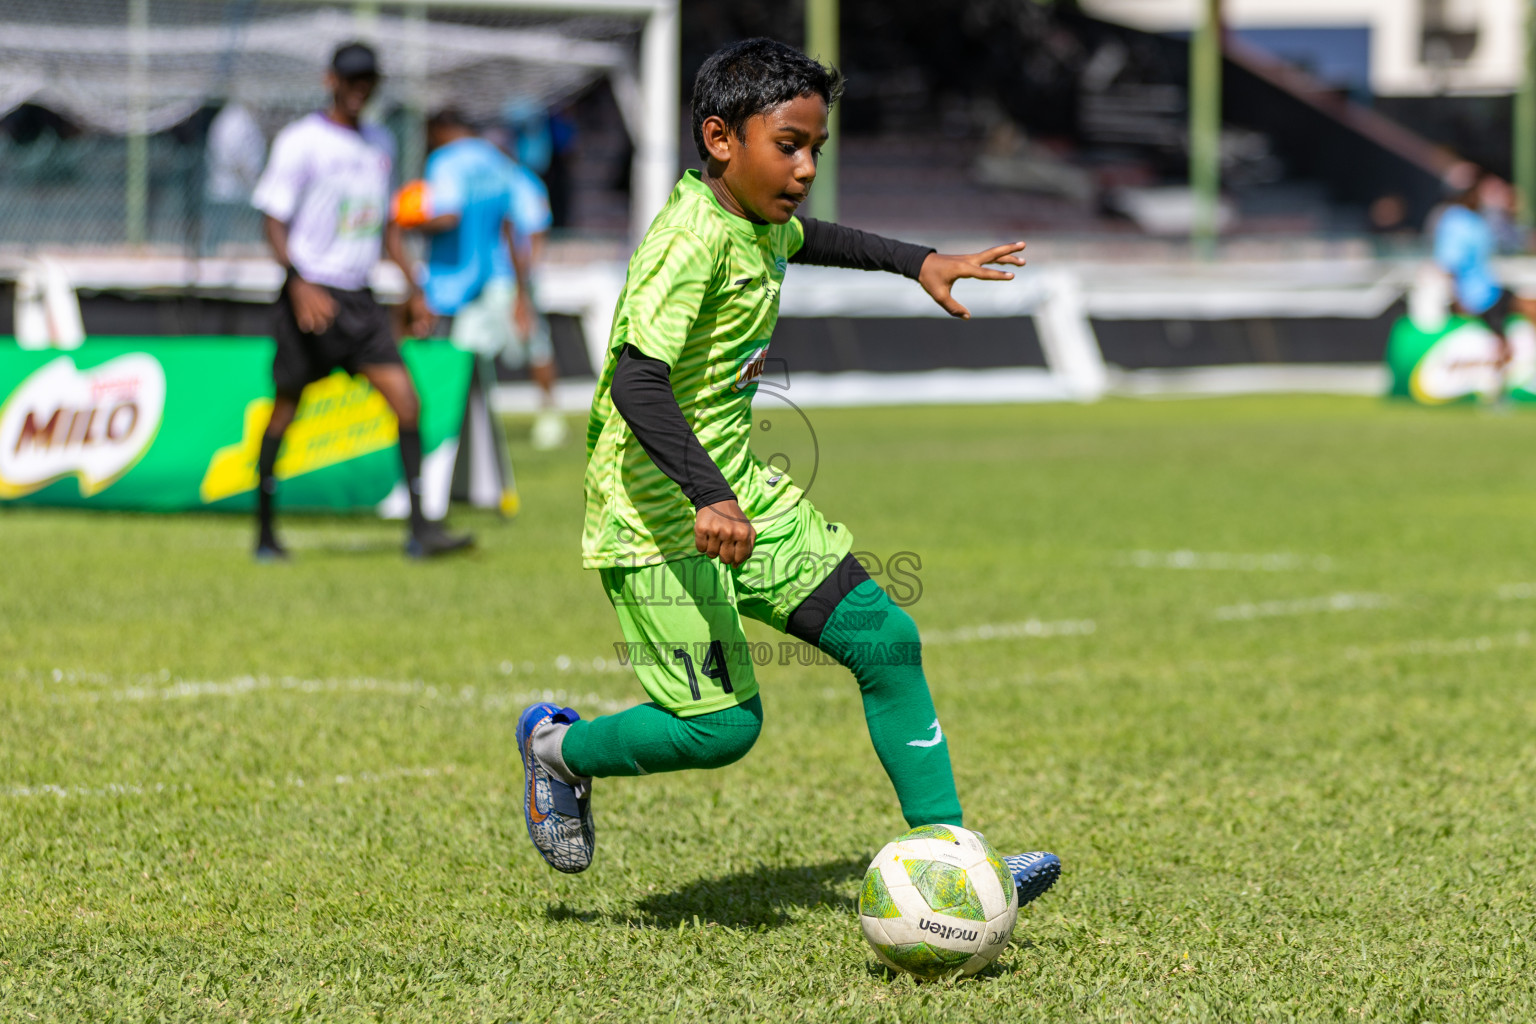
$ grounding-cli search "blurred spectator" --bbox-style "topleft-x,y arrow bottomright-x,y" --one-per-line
1368,194 -> 1406,234
202,102 -> 267,253
1367,193 -> 1416,256
502,98 -> 552,175
1432,170 -> 1536,383
1476,175 -> 1528,254
501,97 -> 576,228
546,104 -> 576,227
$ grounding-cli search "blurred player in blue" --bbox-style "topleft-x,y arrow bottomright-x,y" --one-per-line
1433,171 -> 1536,390
408,108 -> 565,450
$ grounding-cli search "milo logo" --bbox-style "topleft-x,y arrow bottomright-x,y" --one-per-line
918,919 -> 979,943
732,344 -> 769,392
0,354 -> 165,498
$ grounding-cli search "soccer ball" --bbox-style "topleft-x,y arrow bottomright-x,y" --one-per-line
391,180 -> 433,229
858,824 -> 1017,979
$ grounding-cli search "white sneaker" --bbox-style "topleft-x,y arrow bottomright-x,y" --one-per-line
532,409 -> 567,450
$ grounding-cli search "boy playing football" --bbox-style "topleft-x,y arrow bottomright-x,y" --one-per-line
517,39 -> 1060,905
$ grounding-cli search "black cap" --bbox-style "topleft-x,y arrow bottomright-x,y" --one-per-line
331,42 -> 381,79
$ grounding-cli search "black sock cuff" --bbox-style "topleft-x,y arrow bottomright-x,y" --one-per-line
784,552 -> 875,646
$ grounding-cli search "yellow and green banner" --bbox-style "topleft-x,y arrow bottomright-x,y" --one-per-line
1387,315 -> 1536,405
0,337 -> 472,513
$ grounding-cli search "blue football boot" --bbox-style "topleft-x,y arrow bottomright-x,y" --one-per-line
515,702 -> 595,874
1004,852 -> 1062,907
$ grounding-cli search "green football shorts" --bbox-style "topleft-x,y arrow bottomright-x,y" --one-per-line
598,499 -> 855,717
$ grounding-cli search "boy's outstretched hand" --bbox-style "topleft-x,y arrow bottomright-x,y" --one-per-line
917,242 -> 1027,320
696,498 -> 756,567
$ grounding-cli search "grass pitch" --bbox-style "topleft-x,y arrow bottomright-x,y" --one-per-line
3,395 -> 1536,1022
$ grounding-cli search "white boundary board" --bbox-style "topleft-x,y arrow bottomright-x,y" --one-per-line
11,252 -> 1489,407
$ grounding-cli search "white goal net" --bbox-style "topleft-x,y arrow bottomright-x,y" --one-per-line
0,0 -> 668,252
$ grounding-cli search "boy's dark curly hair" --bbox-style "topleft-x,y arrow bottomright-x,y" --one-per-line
690,38 -> 844,161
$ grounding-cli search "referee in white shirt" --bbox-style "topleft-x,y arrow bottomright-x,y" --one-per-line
250,41 -> 472,560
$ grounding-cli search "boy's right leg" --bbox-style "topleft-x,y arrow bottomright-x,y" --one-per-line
517,556 -> 762,872
517,698 -> 761,874
562,696 -> 763,777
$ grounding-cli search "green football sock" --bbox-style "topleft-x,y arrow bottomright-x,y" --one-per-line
817,580 -> 963,828
561,696 -> 763,778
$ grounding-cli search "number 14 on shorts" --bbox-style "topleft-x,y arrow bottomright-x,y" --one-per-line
672,640 -> 734,701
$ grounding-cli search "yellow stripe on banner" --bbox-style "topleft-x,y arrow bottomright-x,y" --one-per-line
199,374 -> 398,503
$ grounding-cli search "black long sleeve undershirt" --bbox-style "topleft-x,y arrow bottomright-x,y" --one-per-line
612,223 -> 930,507
790,217 -> 934,279
610,344 -> 736,510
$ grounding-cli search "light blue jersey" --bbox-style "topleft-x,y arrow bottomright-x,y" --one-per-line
1434,204 -> 1501,316
423,137 -> 515,315
492,162 -> 553,284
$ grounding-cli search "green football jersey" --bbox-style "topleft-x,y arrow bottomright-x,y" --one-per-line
582,170 -> 806,568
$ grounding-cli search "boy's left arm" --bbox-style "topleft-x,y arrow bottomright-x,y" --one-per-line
791,218 -> 1025,319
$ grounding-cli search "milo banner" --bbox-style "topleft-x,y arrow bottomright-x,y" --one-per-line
0,337 -> 473,514
1386,315 -> 1536,405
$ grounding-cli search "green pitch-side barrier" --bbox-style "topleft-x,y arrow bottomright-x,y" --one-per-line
0,337 -> 472,512
1386,314 -> 1536,405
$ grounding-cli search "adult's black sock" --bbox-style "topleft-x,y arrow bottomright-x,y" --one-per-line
257,434 -> 282,546
398,427 -> 425,529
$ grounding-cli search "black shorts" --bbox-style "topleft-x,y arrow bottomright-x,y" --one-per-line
272,276 -> 402,396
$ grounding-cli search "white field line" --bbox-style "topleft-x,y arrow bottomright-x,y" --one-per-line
1123,550 -> 1334,572
98,676 -> 426,703
1214,592 -> 1391,621
925,618 -> 1097,644
24,654 -> 635,695
490,687 -> 639,715
4,765 -> 456,801
1344,630 -> 1533,660
28,672 -> 639,717
1497,582 -> 1536,600
498,655 -> 631,676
